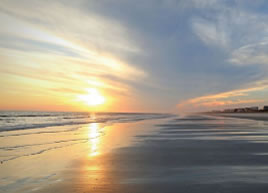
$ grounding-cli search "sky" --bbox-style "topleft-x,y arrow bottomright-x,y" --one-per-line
1,0 -> 268,113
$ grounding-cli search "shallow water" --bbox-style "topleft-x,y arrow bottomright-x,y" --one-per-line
0,112 -> 171,193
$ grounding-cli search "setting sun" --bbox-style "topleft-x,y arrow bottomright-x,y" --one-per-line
78,88 -> 105,106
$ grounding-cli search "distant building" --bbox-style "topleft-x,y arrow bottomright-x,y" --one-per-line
216,106 -> 265,113
245,106 -> 258,112
223,109 -> 235,113
234,108 -> 245,113
250,106 -> 258,111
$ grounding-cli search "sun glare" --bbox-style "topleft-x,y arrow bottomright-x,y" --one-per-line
78,88 -> 105,106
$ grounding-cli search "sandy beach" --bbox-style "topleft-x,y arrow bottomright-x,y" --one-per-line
2,1 -> 268,192
1,112 -> 268,193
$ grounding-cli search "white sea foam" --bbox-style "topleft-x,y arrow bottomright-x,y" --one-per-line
0,112 -> 172,132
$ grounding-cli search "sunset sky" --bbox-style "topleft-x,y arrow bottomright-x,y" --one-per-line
1,0 -> 268,113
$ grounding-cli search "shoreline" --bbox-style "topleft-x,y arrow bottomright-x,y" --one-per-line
2,112 -> 268,193
39,113 -> 268,193
203,112 -> 268,122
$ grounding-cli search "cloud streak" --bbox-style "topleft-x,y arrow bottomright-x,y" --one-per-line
191,18 -> 229,48
1,0 -> 268,112
177,84 -> 268,112
0,0 -> 149,111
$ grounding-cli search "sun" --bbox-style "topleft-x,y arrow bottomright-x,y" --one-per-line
78,88 -> 105,106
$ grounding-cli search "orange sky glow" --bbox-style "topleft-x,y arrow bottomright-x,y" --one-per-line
1,1 -> 268,113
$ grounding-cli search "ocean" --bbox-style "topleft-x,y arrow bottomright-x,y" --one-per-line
0,111 -> 171,132
0,111 -> 171,163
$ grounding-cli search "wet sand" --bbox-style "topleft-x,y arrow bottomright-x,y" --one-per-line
2,114 -> 268,193
38,115 -> 268,193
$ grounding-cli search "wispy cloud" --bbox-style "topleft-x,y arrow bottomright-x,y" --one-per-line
0,0 -> 149,111
1,0 -> 268,112
177,84 -> 268,112
229,41 -> 268,66
191,18 -> 229,48
190,0 -> 268,69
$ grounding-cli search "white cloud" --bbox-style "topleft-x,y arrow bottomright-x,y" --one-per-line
191,18 -> 229,48
0,0 -> 140,54
189,1 -> 268,69
0,0 -> 146,80
229,41 -> 268,66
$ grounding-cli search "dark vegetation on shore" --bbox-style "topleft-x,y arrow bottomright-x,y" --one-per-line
207,106 -> 268,114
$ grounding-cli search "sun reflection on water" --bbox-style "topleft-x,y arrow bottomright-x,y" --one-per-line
88,123 -> 101,157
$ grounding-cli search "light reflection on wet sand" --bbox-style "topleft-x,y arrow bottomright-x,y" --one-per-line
2,114 -> 268,193
36,119 -> 162,193
87,123 -> 101,157
0,117 -> 162,193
